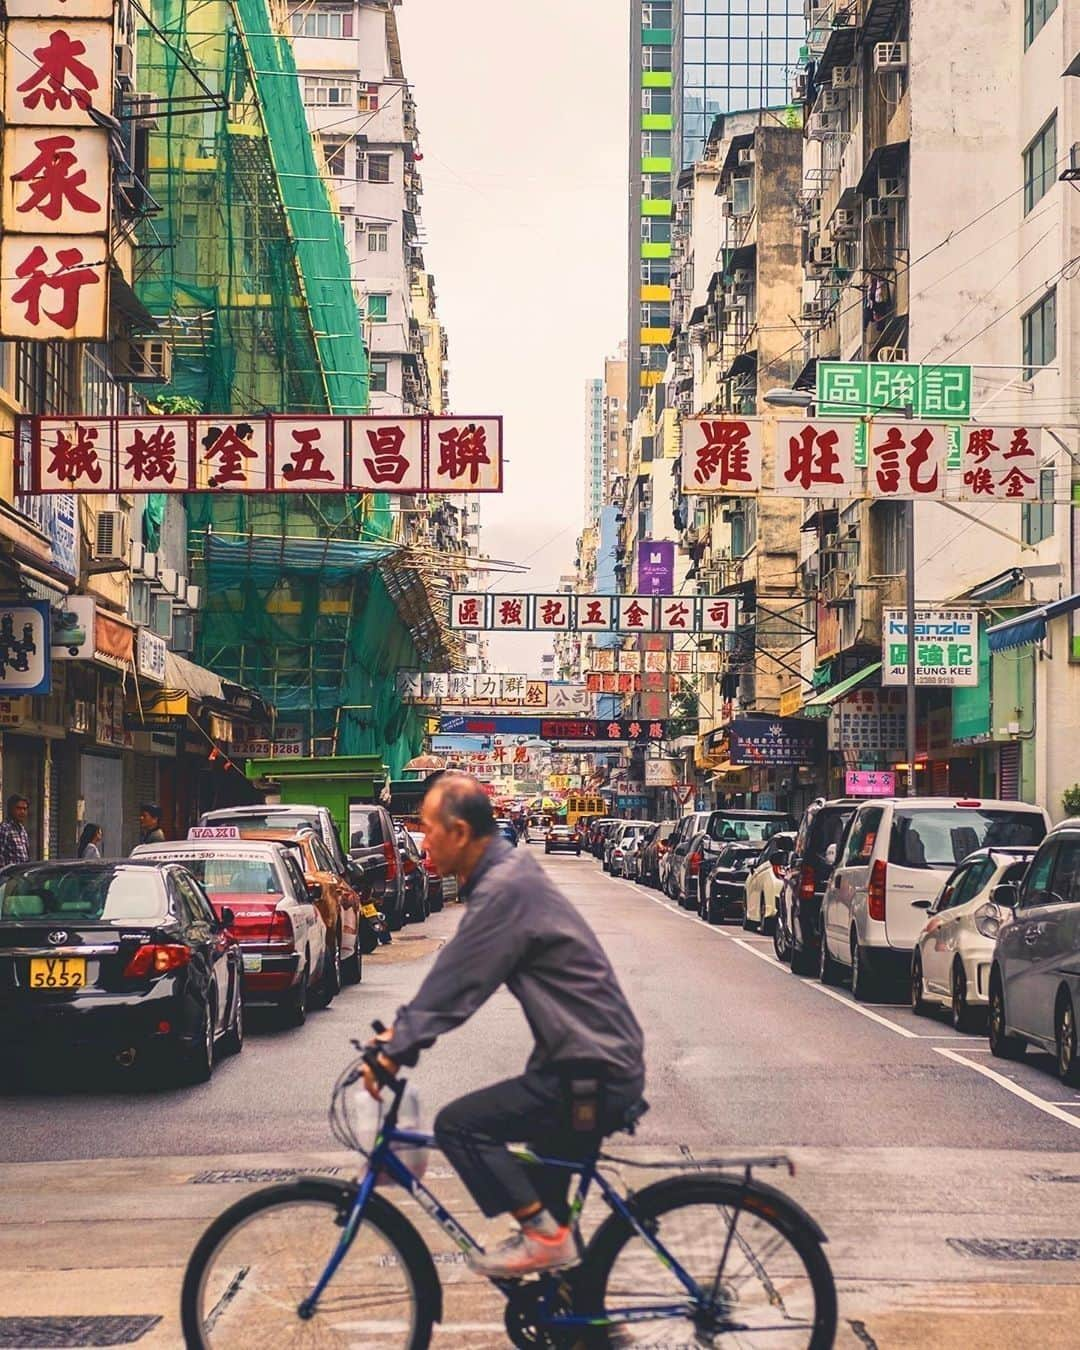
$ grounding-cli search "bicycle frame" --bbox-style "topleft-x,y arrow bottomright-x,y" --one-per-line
299,1118 -> 713,1329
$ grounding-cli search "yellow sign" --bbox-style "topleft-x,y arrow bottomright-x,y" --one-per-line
779,687 -> 804,718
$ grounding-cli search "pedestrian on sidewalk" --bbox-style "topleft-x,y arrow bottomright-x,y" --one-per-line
77,823 -> 103,858
137,803 -> 165,847
0,794 -> 31,866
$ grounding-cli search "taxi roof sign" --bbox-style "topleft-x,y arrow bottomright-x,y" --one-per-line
187,825 -> 242,840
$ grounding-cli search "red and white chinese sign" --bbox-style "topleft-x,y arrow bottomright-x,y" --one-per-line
448,594 -> 739,633
25,414 -> 504,493
1,3 -> 113,339
680,418 -> 1043,504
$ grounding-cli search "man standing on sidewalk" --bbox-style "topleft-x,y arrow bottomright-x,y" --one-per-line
0,794 -> 31,866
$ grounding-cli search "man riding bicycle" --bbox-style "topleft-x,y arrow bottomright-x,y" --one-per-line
363,773 -> 646,1280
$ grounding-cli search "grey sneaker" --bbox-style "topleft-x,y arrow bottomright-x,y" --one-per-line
468,1224 -> 578,1280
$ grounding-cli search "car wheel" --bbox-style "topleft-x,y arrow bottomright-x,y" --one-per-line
181,993 -> 215,1085
343,945 -> 362,984
742,903 -> 757,932
790,935 -> 815,976
951,962 -> 978,1033
1057,993 -> 1080,1086
850,934 -> 879,1003
773,910 -> 791,963
282,964 -> 309,1028
911,951 -> 930,1017
545,846 -> 551,854
988,971 -> 1025,1061
387,899 -> 405,932
429,888 -> 444,914
818,923 -> 843,986
312,933 -> 341,1009
221,981 -> 244,1056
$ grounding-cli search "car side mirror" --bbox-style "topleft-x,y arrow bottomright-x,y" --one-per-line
991,882 -> 1020,909
220,907 -> 236,928
824,843 -> 838,866
305,880 -> 323,903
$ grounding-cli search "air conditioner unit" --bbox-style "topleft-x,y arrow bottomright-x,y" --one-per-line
159,566 -> 179,596
93,510 -> 129,564
822,569 -> 855,605
732,268 -> 753,286
721,198 -> 734,217
876,346 -> 908,363
812,244 -> 835,266
873,41 -> 908,71
728,292 -> 747,308
807,112 -> 838,139
186,584 -> 202,611
802,301 -> 825,322
820,89 -> 844,112
878,175 -> 905,199
832,66 -> 856,90
832,207 -> 858,235
172,574 -> 189,605
115,42 -> 135,89
865,197 -> 895,220
142,550 -> 160,582
793,73 -> 808,101
120,337 -> 172,383
738,147 -> 754,166
130,541 -> 146,574
807,261 -> 833,280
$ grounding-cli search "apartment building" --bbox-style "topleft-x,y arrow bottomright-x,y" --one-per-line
585,378 -> 605,526
794,0 -> 1080,815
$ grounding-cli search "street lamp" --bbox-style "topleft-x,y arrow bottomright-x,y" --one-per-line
761,386 -> 918,797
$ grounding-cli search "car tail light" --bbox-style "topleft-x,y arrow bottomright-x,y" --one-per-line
689,850 -> 702,877
868,859 -> 887,922
799,865 -> 815,900
123,944 -> 191,978
268,910 -> 294,946
382,840 -> 398,881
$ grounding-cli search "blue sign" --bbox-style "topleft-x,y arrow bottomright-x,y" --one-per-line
728,716 -> 825,767
0,601 -> 52,695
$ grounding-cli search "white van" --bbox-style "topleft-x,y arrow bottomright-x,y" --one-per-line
821,797 -> 1049,1000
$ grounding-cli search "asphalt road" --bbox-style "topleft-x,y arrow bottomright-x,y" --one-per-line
5,849 -> 1080,1347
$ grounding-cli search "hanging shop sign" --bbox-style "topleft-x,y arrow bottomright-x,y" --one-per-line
637,540 -> 676,595
51,594 -> 93,660
24,414 -> 504,494
587,649 -> 726,676
728,716 -> 826,767
817,362 -> 971,420
395,673 -> 591,713
450,594 -> 738,633
644,758 -> 680,787
680,418 -> 1040,504
881,609 -> 978,687
846,769 -> 897,796
437,714 -> 668,743
0,600 -> 51,694
135,627 -> 167,683
832,689 -> 906,754
0,7 -> 114,340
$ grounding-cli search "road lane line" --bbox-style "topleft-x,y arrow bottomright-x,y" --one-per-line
804,982 -> 920,1038
933,1046 -> 1080,1130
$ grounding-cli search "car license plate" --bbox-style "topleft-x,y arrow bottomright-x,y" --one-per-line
29,956 -> 87,989
242,954 -> 263,973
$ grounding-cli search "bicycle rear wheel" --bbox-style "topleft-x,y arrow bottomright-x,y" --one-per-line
577,1174 -> 836,1348
180,1178 -> 437,1349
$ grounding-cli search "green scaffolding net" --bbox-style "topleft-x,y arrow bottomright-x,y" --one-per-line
136,0 -> 415,771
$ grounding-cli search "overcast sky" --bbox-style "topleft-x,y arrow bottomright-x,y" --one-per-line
396,0 -> 629,669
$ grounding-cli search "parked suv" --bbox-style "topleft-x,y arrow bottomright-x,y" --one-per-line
665,812 -> 713,904
198,804 -> 347,871
776,799 -> 858,973
823,797 -> 1049,1001
989,819 -> 1080,1081
347,803 -> 406,931
693,809 -> 796,911
607,821 -> 651,878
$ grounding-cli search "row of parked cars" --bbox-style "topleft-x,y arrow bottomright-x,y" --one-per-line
589,795 -> 1080,1085
0,799 -> 453,1087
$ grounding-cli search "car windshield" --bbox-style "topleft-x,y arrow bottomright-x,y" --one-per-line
717,846 -> 760,868
888,809 -> 1047,869
143,855 -> 283,896
0,866 -> 166,922
209,810 -> 320,834
349,811 -> 385,847
708,815 -> 789,844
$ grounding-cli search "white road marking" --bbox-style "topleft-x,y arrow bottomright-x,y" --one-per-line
933,1047 -> 1080,1131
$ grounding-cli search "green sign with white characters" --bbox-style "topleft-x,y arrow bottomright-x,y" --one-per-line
817,362 -> 971,420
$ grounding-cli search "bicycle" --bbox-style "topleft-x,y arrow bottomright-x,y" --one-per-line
181,1026 -> 837,1347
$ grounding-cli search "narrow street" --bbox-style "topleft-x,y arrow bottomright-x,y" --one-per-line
4,850 -> 1080,1347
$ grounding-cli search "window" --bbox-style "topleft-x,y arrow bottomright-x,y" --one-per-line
16,341 -> 74,414
303,76 -> 353,107
643,174 -> 671,199
1024,0 -> 1058,48
367,153 -> 391,183
642,45 -> 672,72
889,808 -> 1046,870
369,359 -> 388,392
365,293 -> 388,323
1023,113 -> 1057,213
367,226 -> 389,252
874,500 -> 906,575
1022,288 -> 1056,378
844,808 -> 884,866
1022,467 -> 1056,545
324,139 -> 347,176
642,131 -> 672,158
642,87 -> 672,115
291,8 -> 353,38
356,83 -> 379,112
640,302 -> 671,329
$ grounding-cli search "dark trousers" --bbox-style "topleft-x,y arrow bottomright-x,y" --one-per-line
434,1068 -> 643,1221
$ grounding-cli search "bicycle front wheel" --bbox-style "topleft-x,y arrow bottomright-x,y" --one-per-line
180,1178 -> 436,1349
578,1174 -> 837,1348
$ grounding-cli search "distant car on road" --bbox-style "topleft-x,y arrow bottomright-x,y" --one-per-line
608,822 -> 651,878
911,846 -> 1035,1031
742,832 -> 796,933
775,799 -> 857,973
407,830 -> 449,910
664,813 -> 713,904
588,819 -> 619,858
346,803 -> 407,932
698,843 -> 762,924
496,821 -> 519,848
544,825 -> 581,855
637,820 -> 677,889
395,826 -> 430,923
526,815 -> 552,844
0,861 -> 243,1083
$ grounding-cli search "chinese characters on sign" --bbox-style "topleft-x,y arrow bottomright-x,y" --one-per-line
882,609 -> 978,687
845,770 -> 897,796
816,362 -> 972,420
26,415 -> 504,493
1,9 -> 114,339
728,716 -> 826,767
833,689 -> 907,754
637,540 -> 676,595
449,595 -> 739,632
775,421 -> 859,497
956,425 -> 1040,502
680,418 -> 763,493
436,715 -> 667,743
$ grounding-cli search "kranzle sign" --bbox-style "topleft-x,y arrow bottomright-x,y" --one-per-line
882,609 -> 978,687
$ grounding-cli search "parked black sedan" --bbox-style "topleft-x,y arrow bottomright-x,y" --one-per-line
0,861 -> 243,1084
698,843 -> 763,924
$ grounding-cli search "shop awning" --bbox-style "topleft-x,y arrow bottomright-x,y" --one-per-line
164,650 -> 225,703
987,592 -> 1080,652
803,662 -> 881,710
205,534 -> 398,586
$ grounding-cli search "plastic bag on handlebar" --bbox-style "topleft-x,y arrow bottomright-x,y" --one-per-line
332,1064 -> 428,1182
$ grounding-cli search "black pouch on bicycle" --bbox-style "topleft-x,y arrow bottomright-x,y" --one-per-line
559,1061 -> 607,1133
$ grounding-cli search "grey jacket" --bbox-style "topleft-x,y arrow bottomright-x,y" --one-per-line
385,837 -> 645,1084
